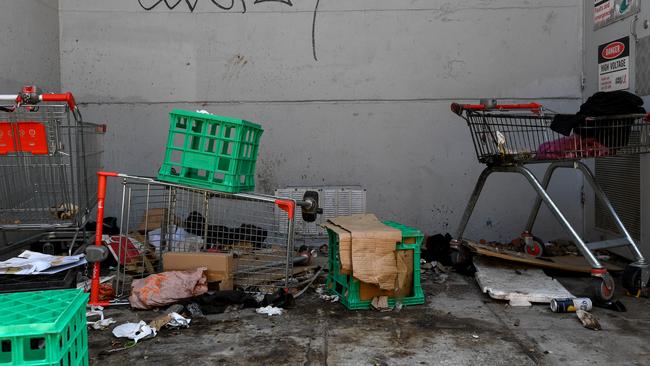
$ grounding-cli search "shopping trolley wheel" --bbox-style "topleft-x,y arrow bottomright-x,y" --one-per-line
622,264 -> 650,297
591,271 -> 616,302
450,240 -> 473,272
524,239 -> 544,258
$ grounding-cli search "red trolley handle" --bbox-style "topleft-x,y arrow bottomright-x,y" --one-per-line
451,102 -> 542,115
40,92 -> 77,110
1,86 -> 78,110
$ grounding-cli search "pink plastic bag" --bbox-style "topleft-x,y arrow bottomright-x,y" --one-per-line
537,135 -> 609,160
129,268 -> 208,309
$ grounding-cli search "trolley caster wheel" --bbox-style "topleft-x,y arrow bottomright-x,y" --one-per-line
524,239 -> 544,258
622,264 -> 650,297
450,241 -> 473,272
591,271 -> 616,302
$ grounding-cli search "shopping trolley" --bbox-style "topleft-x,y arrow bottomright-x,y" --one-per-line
450,100 -> 650,301
87,172 -> 321,307
0,86 -> 105,252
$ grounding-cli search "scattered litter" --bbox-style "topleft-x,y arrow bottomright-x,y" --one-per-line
186,302 -> 205,318
165,304 -> 185,314
319,294 -> 339,302
513,319 -> 520,327
196,110 -> 210,114
576,310 -> 601,331
474,257 -> 573,306
112,321 -> 156,343
394,302 -> 403,312
550,298 -> 592,313
86,307 -> 116,330
371,296 -> 391,311
149,312 -> 191,331
253,292 -> 266,303
472,334 -> 479,339
77,275 -> 114,290
256,306 -> 284,316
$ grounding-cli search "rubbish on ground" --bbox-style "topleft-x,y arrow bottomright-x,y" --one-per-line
183,290 -> 260,315
422,233 -> 453,265
129,268 -> 208,309
256,305 -> 283,316
0,250 -> 86,275
149,312 -> 190,331
165,303 -> 185,314
112,321 -> 156,343
576,310 -> 601,331
186,302 -> 205,318
163,252 -> 234,290
550,298 -> 592,313
371,296 -> 391,311
86,307 -> 116,330
474,257 -> 573,306
464,240 -> 622,273
513,319 -> 520,327
472,334 -> 479,339
320,294 -> 339,302
594,299 -> 627,312
77,275 -> 114,290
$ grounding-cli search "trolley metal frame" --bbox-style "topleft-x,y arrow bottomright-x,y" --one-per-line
89,172 -> 321,307
450,100 -> 650,301
0,86 -> 105,253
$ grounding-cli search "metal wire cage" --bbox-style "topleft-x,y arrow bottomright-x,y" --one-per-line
451,102 -> 650,165
92,173 -> 298,303
0,90 -> 105,232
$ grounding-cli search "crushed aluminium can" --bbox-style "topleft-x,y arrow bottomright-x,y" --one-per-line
550,298 -> 593,313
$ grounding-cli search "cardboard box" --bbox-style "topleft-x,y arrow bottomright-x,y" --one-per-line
137,208 -> 181,233
163,252 -> 234,290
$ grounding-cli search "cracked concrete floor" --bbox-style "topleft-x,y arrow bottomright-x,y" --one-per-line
88,271 -> 650,366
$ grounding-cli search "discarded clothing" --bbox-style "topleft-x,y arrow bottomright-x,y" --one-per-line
536,135 -> 610,160
129,268 -> 208,310
550,91 -> 645,147
184,211 -> 268,248
421,233 -> 453,266
181,290 -> 259,315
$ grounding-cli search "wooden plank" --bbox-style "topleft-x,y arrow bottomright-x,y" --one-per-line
465,240 -> 623,273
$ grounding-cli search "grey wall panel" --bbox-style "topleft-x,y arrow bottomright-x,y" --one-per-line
0,0 -> 60,92
58,0 -> 584,240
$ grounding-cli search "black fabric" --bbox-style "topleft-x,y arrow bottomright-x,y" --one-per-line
182,291 -> 259,314
550,91 -> 645,147
421,233 -> 453,266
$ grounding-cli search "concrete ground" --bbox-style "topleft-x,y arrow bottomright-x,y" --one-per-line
88,270 -> 650,366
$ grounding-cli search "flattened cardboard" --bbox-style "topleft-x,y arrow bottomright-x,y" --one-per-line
329,214 -> 401,291
137,208 -> 180,233
360,249 -> 413,300
322,222 -> 353,275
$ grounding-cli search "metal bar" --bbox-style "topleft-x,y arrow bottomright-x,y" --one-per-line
586,238 -> 631,250
455,166 -> 494,239
525,161 -> 573,232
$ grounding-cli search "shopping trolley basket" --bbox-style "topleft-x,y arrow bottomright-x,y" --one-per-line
450,100 -> 650,301
0,86 -> 105,249
87,172 -> 321,307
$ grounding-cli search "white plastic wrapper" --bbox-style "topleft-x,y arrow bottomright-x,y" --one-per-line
256,306 -> 284,316
112,321 -> 156,343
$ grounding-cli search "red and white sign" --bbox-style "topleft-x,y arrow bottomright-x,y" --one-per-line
594,0 -> 612,24
598,37 -> 630,92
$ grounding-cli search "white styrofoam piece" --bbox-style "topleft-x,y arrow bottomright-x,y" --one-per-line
474,257 -> 574,306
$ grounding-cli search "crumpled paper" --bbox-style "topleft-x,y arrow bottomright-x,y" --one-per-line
256,306 -> 283,316
112,321 -> 156,343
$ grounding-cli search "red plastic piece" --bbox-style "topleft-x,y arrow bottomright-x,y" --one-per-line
41,92 -> 77,110
0,123 -> 15,154
591,268 -> 608,276
275,199 -> 296,221
451,102 -> 542,114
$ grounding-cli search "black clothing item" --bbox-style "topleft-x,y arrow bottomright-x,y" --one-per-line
550,91 -> 645,147
421,233 -> 453,266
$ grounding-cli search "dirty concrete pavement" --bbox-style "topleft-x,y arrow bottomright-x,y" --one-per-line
88,272 -> 650,366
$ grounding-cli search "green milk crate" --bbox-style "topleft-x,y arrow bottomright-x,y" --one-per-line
157,109 -> 263,193
326,220 -> 425,310
0,288 -> 89,366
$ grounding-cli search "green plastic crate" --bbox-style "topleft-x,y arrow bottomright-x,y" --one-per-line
0,289 -> 89,366
157,109 -> 263,193
326,220 -> 425,310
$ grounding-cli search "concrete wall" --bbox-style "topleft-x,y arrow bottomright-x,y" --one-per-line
0,0 -> 60,92
59,0 -> 584,241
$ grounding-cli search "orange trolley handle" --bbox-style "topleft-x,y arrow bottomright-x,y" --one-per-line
451,102 -> 542,115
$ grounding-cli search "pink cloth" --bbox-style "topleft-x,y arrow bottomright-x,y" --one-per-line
537,135 -> 610,160
129,268 -> 208,309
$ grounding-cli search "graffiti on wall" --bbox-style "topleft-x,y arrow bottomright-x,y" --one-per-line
137,0 -> 321,60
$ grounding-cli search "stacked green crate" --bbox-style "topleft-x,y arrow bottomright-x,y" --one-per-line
157,109 -> 263,193
0,288 -> 89,365
326,220 -> 425,310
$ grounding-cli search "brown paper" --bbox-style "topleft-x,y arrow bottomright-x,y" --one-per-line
137,208 -> 180,233
329,214 -> 402,290
360,249 -> 413,300
322,222 -> 353,274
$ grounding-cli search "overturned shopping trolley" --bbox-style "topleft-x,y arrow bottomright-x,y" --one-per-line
450,100 -> 650,301
88,172 -> 321,306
